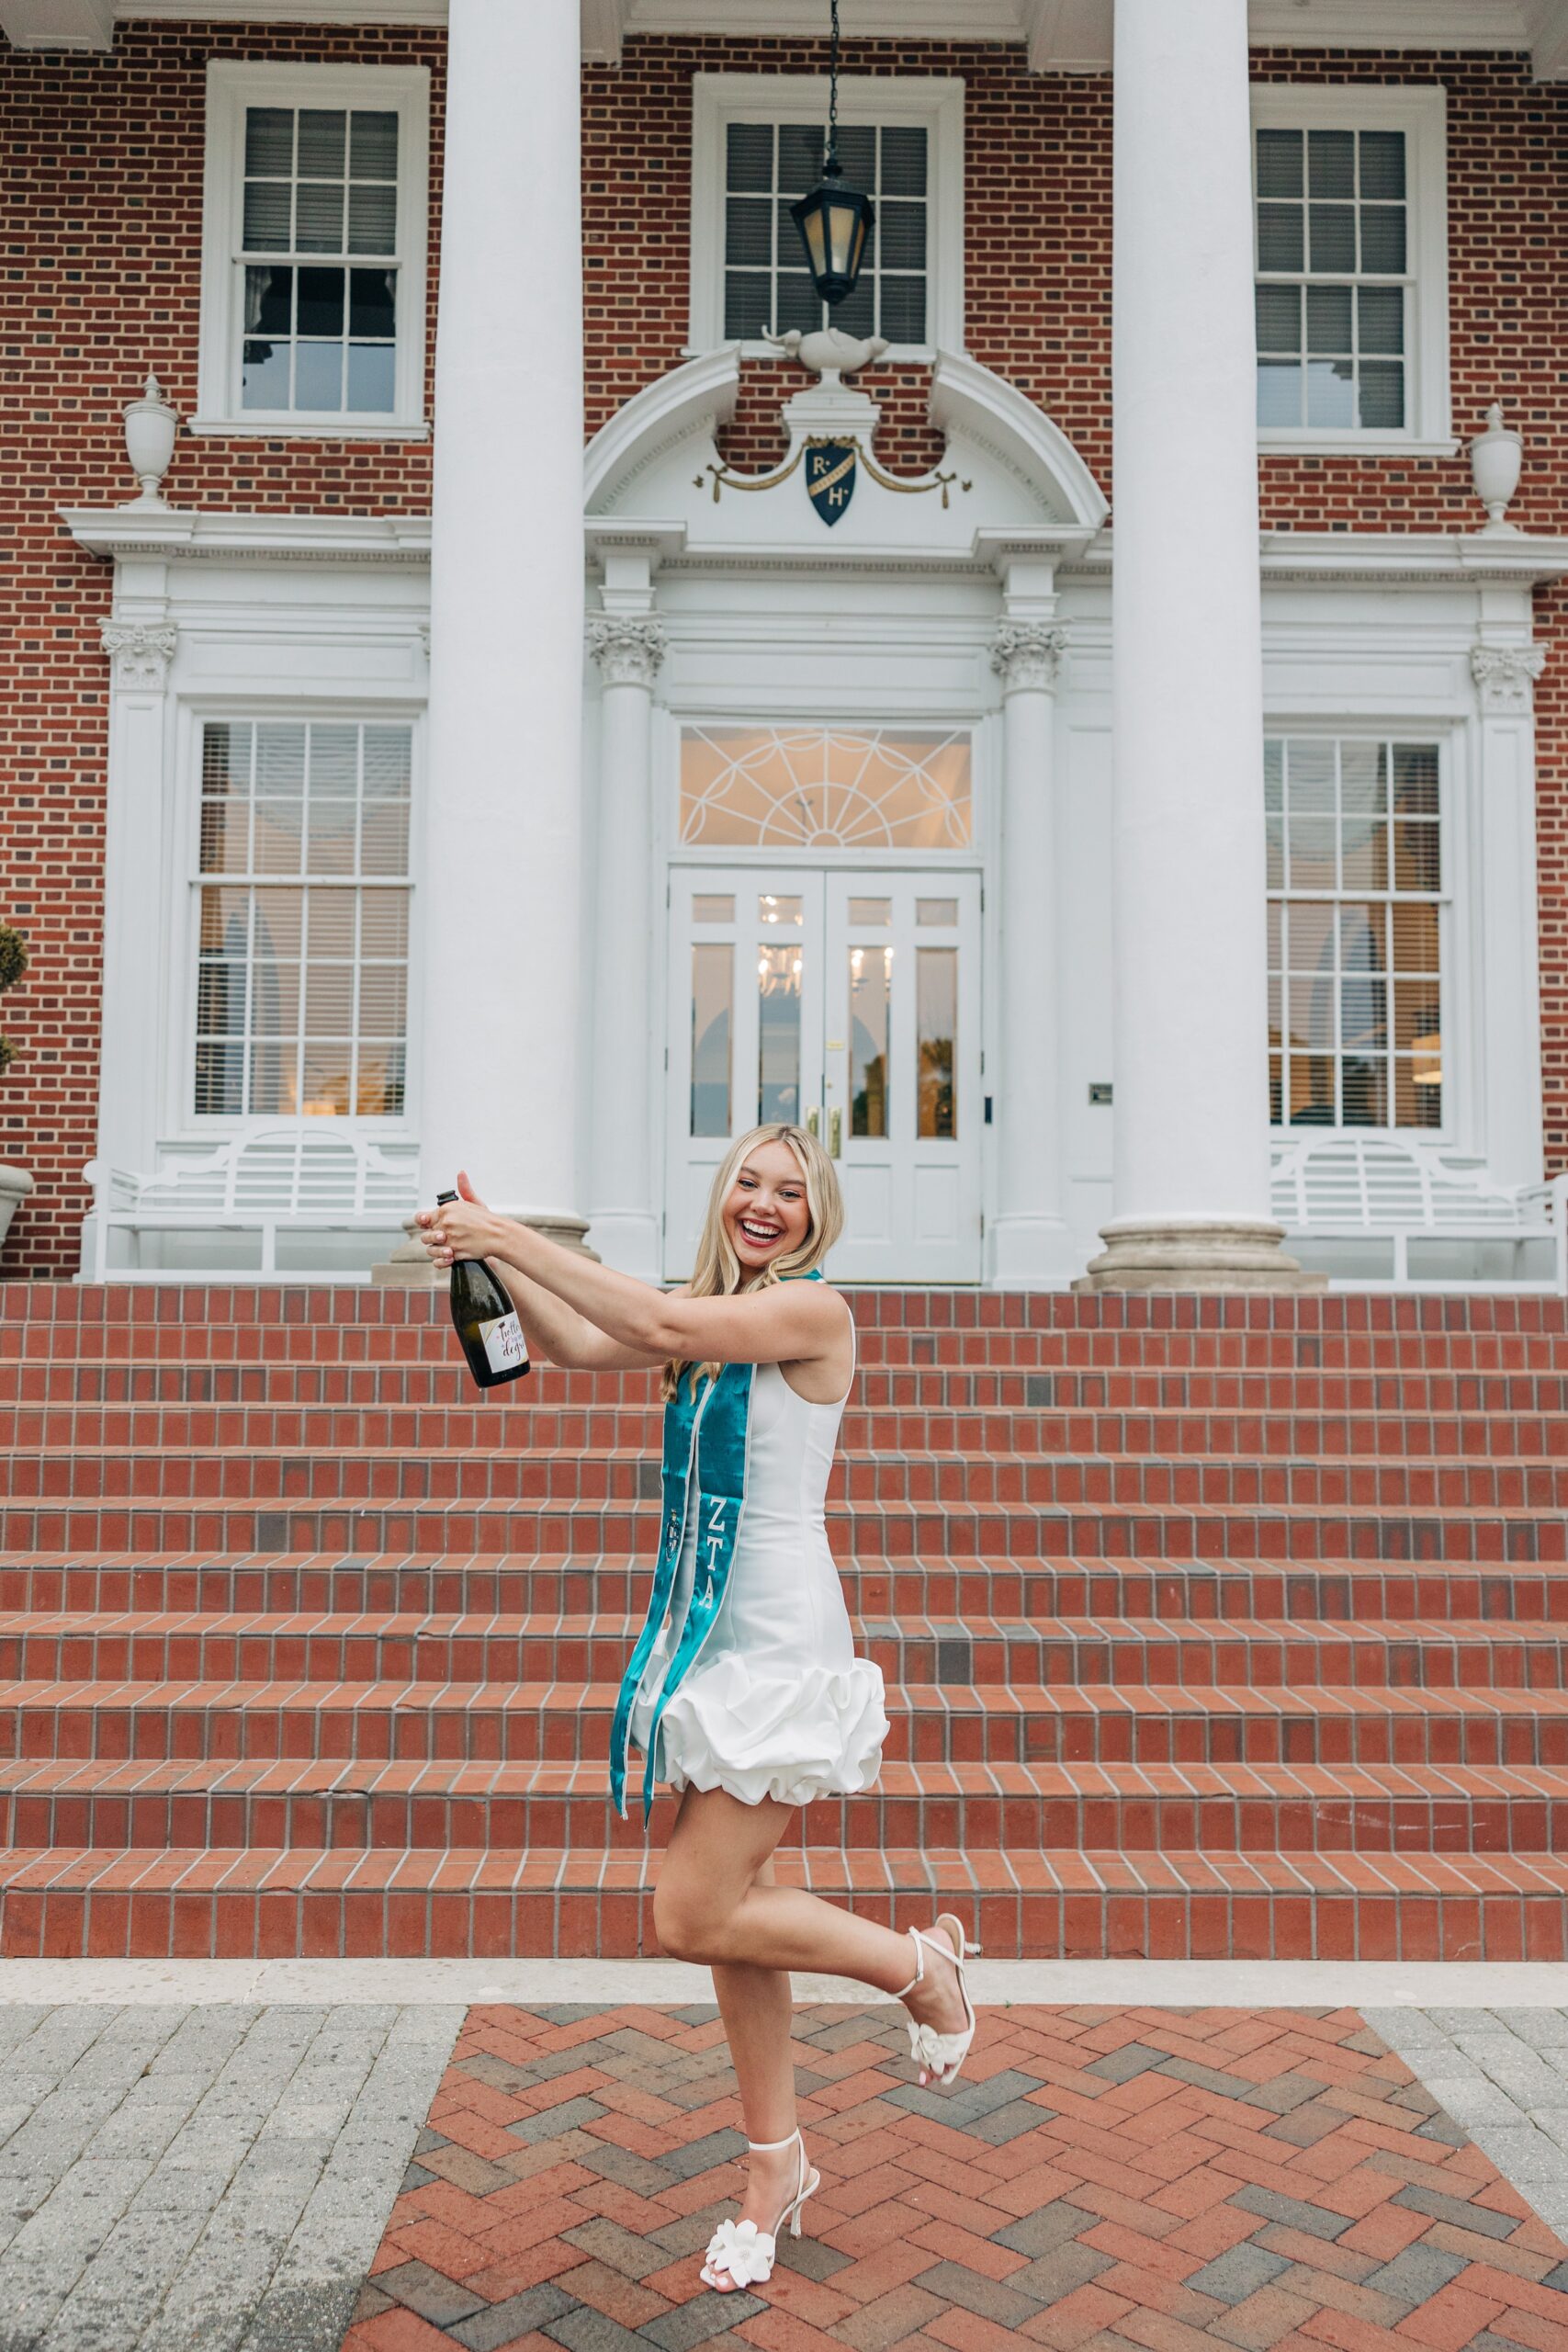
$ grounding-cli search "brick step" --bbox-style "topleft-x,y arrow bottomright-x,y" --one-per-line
12,1326 -> 1568,1374
6,1752 -> 1568,1857
10,1276 -> 1564,1323
11,1554 -> 1568,1625
9,1675 -> 1568,1767
4,1841 -> 1566,1961
8,1296 -> 1568,1364
19,1363 -> 1568,1420
3,1608 -> 1562,1692
6,1496 -> 1563,1562
11,1442 -> 1568,1511
13,1401 -> 1568,1464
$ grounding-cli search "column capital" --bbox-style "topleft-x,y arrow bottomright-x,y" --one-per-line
1472,640 -> 1546,715
588,615 -> 667,688
101,619 -> 177,690
990,620 -> 1066,694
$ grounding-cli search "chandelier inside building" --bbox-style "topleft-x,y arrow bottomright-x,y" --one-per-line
789,0 -> 875,308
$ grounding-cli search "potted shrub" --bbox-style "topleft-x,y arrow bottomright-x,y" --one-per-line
0,920 -> 34,1251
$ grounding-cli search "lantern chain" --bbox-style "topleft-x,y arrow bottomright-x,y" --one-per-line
828,0 -> 840,169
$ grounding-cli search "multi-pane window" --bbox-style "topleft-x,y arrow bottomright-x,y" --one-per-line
723,120 -> 928,345
195,720 -> 412,1120
1255,125 -> 1409,433
239,105 -> 400,414
1267,737 -> 1443,1132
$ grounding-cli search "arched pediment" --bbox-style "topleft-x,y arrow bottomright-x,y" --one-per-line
583,345 -> 1107,559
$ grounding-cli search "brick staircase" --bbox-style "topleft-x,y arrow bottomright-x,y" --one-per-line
3,1281 -> 1568,1962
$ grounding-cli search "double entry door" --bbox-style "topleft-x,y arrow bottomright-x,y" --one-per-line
666,867 -> 981,1283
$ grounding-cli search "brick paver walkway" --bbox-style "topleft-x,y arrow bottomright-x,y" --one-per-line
342,2002 -> 1568,2352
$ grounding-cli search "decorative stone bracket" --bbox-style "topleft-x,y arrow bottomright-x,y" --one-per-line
586,616 -> 668,687
1471,642 -> 1547,715
100,620 -> 178,691
990,621 -> 1068,694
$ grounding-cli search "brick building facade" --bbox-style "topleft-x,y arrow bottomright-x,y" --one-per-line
3,6 -> 1565,1287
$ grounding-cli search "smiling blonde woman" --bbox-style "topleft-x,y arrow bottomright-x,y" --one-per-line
420,1125 -> 977,2298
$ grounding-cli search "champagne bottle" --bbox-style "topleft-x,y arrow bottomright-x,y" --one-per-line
437,1188 -> 531,1389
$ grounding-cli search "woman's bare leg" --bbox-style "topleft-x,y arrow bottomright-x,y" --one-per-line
655,1785 -> 969,2094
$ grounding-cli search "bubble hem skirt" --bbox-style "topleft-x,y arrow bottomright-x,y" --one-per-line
636,1652 -> 888,1810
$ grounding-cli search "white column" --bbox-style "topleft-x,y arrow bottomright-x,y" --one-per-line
586,616 -> 666,1278
1472,636 -> 1548,1192
988,620 -> 1077,1287
420,0 -> 586,1239
89,615 -> 179,1272
1081,0 -> 1314,1290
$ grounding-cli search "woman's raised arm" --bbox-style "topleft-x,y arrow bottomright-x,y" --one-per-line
421,1176 -> 846,1372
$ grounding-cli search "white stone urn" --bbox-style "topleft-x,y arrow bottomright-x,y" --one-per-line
122,371 -> 179,509
1470,401 -> 1523,533
0,1163 -> 33,1257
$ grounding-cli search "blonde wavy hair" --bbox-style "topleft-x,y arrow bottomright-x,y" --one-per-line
661,1121 -> 845,1401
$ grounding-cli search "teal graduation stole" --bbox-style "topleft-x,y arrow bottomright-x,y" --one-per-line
608,1271 -> 821,1824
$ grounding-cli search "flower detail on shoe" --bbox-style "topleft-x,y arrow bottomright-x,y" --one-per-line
704,2216 -> 775,2288
907,2017 -> 962,2074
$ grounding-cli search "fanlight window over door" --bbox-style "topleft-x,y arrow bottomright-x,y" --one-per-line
680,727 -> 972,851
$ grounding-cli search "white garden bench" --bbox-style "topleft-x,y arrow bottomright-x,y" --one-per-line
84,1124 -> 420,1279
1269,1135 -> 1568,1290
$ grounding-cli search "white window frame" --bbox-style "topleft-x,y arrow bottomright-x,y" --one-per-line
195,60 -> 430,439
1251,83 -> 1451,457
1265,724 -> 1454,1144
175,701 -> 423,1138
688,72 -> 964,362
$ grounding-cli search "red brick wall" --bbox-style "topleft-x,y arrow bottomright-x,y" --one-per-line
1,19 -> 445,1273
3,26 -> 1566,1271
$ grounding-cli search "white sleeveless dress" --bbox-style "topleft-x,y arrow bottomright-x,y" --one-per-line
627,1313 -> 887,1809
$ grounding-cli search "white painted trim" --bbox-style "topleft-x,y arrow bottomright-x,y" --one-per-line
186,417 -> 430,441
0,0 -> 113,46
17,0 -> 1551,66
66,509 -> 1568,589
687,72 -> 965,362
196,60 -> 430,437
61,509 -> 434,563
1251,83 -> 1451,455
584,345 -> 739,513
1262,433 -> 1461,458
581,0 -> 631,63
930,351 -> 1109,529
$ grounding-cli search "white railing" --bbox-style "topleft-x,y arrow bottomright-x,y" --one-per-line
1270,1135 -> 1568,1291
84,1124 -> 420,1280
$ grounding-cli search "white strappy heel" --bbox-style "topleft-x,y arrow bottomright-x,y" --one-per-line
896,1913 -> 980,2087
701,2127 -> 819,2293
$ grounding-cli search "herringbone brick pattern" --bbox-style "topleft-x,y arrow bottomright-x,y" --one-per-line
341,2001 -> 1568,2352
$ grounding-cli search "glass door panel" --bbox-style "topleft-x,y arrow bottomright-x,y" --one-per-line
825,872 -> 981,1283
664,869 -> 825,1277
666,866 -> 980,1282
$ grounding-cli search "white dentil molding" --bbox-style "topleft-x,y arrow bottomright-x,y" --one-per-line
587,615 -> 668,686
99,619 -> 178,689
62,509 -> 434,566
990,620 -> 1067,693
1472,640 -> 1547,712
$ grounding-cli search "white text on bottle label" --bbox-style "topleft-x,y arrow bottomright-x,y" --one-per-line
479,1311 -> 527,1375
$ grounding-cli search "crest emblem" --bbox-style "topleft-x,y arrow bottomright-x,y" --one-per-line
806,439 -> 857,526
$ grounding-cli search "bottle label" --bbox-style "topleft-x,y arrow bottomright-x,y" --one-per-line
479,1310 -> 527,1376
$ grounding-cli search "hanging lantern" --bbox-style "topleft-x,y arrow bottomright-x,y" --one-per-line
789,0 -> 874,310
